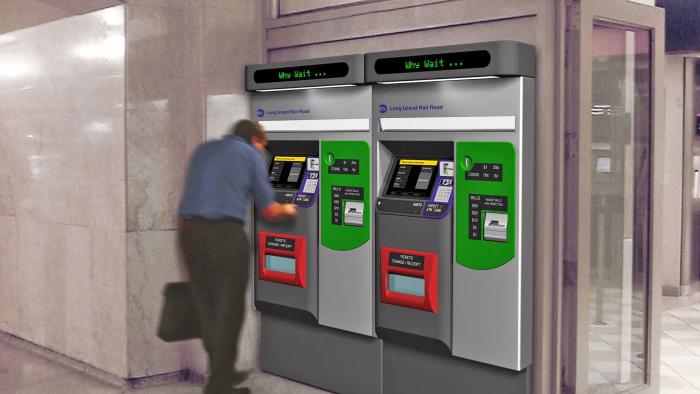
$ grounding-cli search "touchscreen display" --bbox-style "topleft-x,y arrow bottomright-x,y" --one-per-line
269,156 -> 307,190
386,158 -> 440,198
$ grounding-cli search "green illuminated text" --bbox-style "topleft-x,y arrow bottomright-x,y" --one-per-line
277,68 -> 328,81
403,58 -> 465,71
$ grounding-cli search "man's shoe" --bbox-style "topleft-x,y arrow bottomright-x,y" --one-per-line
232,387 -> 251,394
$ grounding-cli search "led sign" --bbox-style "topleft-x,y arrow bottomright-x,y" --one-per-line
374,50 -> 491,74
253,62 -> 349,83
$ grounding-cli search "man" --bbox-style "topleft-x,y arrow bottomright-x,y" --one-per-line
179,120 -> 297,394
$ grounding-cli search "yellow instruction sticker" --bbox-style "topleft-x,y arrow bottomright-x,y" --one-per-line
274,156 -> 306,162
399,159 -> 438,166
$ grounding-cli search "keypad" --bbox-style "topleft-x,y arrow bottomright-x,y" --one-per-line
434,186 -> 453,203
303,178 -> 318,194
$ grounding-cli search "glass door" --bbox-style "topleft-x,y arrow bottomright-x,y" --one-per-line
588,22 -> 651,394
688,59 -> 700,291
562,1 -> 664,393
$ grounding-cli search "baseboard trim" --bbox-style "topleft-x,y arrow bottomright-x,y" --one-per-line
0,331 -> 199,389
663,285 -> 683,297
186,369 -> 207,385
127,370 -> 192,389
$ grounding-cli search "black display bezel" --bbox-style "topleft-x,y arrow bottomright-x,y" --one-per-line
384,157 -> 442,199
374,50 -> 491,75
253,62 -> 349,84
268,157 -> 307,190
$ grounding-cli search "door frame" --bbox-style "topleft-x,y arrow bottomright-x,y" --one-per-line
561,1 -> 665,393
681,57 -> 700,295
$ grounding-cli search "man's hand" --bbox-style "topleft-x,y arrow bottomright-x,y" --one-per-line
282,203 -> 298,217
262,202 -> 298,221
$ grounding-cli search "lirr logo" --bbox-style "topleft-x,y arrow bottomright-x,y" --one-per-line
256,108 -> 265,118
379,104 -> 387,114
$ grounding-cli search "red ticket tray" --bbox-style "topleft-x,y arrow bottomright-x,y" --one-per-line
258,232 -> 307,288
380,246 -> 438,313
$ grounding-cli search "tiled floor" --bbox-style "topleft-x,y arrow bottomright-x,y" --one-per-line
3,297 -> 700,393
587,287 -> 647,394
0,339 -> 328,394
660,301 -> 700,394
586,289 -> 700,394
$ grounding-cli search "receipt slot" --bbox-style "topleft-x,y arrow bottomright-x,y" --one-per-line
380,247 -> 439,312
258,233 -> 307,287
247,55 -> 381,394
368,41 -> 535,394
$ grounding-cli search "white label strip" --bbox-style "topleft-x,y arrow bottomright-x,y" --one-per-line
379,116 -> 516,132
258,118 -> 369,132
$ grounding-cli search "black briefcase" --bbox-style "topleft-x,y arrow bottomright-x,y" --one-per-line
157,282 -> 200,342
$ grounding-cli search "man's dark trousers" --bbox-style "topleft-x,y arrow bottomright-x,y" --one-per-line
179,218 -> 249,394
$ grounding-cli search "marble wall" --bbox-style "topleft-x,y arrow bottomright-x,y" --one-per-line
0,7 -> 128,377
124,0 -> 204,377
0,0 -> 122,35
0,0 -> 265,380
124,0 -> 263,378
202,0 -> 264,374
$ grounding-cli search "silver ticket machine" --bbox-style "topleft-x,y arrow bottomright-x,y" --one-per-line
246,55 -> 381,394
367,41 -> 535,394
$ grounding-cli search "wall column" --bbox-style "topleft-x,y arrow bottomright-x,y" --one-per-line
124,0 -> 263,378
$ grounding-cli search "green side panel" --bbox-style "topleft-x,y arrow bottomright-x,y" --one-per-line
456,141 -> 516,270
321,140 -> 370,251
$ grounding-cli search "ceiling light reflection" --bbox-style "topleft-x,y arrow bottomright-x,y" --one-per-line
28,154 -> 42,177
73,34 -> 125,60
99,8 -> 124,27
0,62 -> 33,79
88,121 -> 112,133
0,35 -> 17,45
150,99 -> 169,110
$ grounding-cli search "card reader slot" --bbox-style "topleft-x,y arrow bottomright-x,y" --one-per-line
376,198 -> 424,216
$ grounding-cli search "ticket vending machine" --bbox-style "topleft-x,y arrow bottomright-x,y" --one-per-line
246,55 -> 381,394
367,41 -> 535,394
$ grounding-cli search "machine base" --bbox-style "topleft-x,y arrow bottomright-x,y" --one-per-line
382,330 -> 531,394
261,311 -> 382,394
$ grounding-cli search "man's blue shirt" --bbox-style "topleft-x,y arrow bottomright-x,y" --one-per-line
179,134 -> 275,221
